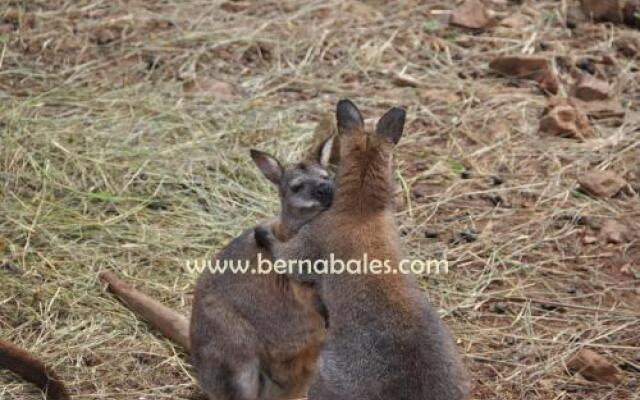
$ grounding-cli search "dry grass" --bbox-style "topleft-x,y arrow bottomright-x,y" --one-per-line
1,1 -> 640,399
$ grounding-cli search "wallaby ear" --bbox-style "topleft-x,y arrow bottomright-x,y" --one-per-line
315,135 -> 336,167
250,149 -> 284,186
336,99 -> 364,136
375,107 -> 406,144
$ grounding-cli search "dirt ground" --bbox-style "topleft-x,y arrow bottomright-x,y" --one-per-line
1,1 -> 639,399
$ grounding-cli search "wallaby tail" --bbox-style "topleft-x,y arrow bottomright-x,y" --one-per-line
0,339 -> 71,400
99,271 -> 191,353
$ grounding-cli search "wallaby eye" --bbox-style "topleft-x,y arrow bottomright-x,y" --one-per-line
291,183 -> 303,193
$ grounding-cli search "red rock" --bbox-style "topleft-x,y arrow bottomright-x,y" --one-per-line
578,170 -> 626,198
183,78 -> 235,99
600,219 -> 629,243
601,54 -> 618,66
573,74 -> 610,101
615,35 -> 639,57
581,0 -> 624,22
450,0 -> 496,30
566,349 -> 623,385
499,13 -> 528,29
539,98 -> 593,140
490,56 -> 559,94
92,28 -> 117,45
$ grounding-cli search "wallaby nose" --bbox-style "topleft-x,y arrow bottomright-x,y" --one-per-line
313,183 -> 333,206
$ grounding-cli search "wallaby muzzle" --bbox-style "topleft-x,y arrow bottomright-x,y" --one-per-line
312,182 -> 333,207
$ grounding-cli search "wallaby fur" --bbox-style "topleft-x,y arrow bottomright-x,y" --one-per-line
255,99 -> 470,400
0,339 -> 71,400
190,139 -> 335,400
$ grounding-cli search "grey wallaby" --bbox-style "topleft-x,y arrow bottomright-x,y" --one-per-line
100,129 -> 337,400
255,99 -> 471,400
189,137 -> 336,400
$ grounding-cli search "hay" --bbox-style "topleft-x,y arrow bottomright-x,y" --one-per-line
1,1 -> 639,398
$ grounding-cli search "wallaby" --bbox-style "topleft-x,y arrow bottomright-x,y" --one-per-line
0,339 -> 71,400
98,121 -> 339,358
255,100 -> 470,400
100,135 -> 335,400
188,137 -> 336,400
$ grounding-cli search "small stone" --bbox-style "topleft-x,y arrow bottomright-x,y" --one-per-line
450,0 -> 497,30
615,35 -> 639,57
566,348 -> 623,385
183,78 -> 235,100
499,13 -> 528,29
92,28 -> 117,45
575,58 -> 597,75
393,73 -> 420,88
601,54 -> 618,66
504,336 -> 516,345
578,170 -> 626,198
423,228 -> 438,239
574,75 -> 610,101
491,302 -> 508,314
581,0 -> 624,22
486,194 -> 505,207
583,235 -> 598,244
600,219 -> 629,244
412,188 -> 428,199
539,98 -> 593,140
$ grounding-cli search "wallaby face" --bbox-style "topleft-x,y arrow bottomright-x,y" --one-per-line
251,140 -> 334,237
255,100 -> 470,400
190,136 -> 335,400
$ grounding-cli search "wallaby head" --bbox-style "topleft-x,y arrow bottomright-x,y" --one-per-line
250,136 -> 335,237
333,99 -> 406,213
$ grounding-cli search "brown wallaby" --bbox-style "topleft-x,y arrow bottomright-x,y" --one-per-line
189,138 -> 336,400
0,339 -> 71,400
255,100 -> 470,400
